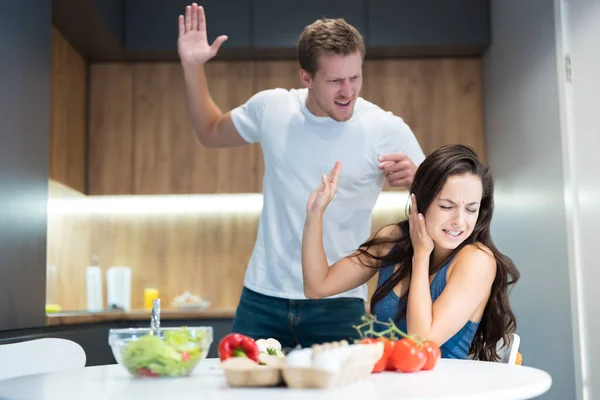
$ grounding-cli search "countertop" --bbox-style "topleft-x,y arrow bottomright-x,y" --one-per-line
45,308 -> 236,326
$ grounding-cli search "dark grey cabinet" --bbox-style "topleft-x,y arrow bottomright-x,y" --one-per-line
252,0 -> 366,52
0,317 -> 234,366
367,0 -> 490,56
124,0 -> 252,56
52,0 -> 491,61
1,0 -> 51,331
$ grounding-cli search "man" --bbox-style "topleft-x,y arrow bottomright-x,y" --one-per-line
178,3 -> 425,347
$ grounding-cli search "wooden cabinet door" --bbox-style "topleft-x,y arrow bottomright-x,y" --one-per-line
88,63 -> 135,195
131,61 -> 260,194
362,58 -> 485,191
87,58 -> 484,195
50,26 -> 87,193
88,61 -> 261,195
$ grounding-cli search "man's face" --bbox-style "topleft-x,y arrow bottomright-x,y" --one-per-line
301,51 -> 363,122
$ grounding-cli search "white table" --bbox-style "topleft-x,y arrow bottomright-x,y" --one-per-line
0,358 -> 551,400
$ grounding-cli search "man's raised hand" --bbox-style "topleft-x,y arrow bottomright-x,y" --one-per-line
178,3 -> 228,67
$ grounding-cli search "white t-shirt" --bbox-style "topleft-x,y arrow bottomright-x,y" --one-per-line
231,88 -> 425,301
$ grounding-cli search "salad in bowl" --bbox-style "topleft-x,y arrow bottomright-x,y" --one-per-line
109,326 -> 213,377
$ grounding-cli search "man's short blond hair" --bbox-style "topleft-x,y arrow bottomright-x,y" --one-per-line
297,18 -> 366,76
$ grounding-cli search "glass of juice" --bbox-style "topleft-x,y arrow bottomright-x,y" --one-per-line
144,287 -> 159,310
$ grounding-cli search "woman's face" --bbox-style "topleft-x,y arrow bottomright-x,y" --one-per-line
424,173 -> 483,251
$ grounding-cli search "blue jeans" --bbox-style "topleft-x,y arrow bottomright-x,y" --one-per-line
231,287 -> 366,349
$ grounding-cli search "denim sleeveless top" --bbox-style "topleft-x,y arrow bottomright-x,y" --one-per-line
371,257 -> 479,359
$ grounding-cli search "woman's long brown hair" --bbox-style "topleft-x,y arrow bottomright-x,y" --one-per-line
358,144 -> 520,361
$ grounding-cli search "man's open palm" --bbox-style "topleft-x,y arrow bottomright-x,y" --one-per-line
178,3 -> 228,66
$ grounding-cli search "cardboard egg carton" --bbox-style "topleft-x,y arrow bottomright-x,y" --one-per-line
220,340 -> 383,389
220,354 -> 285,387
281,340 -> 384,389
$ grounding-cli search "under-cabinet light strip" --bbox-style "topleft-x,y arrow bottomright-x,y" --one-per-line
47,192 -> 411,215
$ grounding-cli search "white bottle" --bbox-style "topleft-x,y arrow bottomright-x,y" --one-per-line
106,266 -> 132,311
86,256 -> 103,312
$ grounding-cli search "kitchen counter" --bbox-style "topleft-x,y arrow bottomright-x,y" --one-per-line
46,308 -> 236,326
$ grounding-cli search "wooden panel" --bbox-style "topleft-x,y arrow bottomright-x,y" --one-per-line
88,64 -> 134,194
49,26 -> 87,193
132,61 -> 260,194
131,63 -> 176,194
87,58 -> 483,195
47,182 -> 258,311
46,181 -> 91,310
52,57 -> 485,311
362,58 -> 485,191
205,61 -> 262,194
253,59 -> 301,91
46,179 -> 406,311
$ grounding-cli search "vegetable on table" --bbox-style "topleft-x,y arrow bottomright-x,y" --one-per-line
354,314 -> 442,373
121,327 -> 208,377
388,338 -> 427,372
419,340 -> 441,370
360,337 -> 394,373
218,333 -> 260,362
255,338 -> 285,357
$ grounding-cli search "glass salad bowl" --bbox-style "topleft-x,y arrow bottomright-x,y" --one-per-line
108,326 -> 213,377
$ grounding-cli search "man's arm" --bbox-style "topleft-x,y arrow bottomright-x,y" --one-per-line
181,65 -> 247,148
178,3 -> 247,148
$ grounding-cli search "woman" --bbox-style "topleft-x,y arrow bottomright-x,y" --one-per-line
301,144 -> 519,361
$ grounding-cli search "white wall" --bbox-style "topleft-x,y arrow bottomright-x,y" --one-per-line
483,1 -> 578,399
556,0 -> 600,399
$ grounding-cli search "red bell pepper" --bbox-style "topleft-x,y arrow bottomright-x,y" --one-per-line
218,333 -> 260,362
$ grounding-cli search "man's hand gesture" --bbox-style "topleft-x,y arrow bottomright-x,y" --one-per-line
178,3 -> 228,67
378,153 -> 417,190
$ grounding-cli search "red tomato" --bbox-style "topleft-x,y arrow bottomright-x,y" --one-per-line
385,340 -> 397,371
361,337 -> 395,373
420,340 -> 441,370
137,367 -> 159,377
389,338 -> 427,373
181,351 -> 190,362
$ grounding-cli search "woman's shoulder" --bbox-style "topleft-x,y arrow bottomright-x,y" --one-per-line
458,242 -> 494,258
450,243 -> 497,276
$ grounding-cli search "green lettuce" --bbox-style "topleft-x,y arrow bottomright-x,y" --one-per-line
121,327 -> 209,377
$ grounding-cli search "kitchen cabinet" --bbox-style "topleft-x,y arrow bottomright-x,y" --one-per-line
251,0 -> 366,55
53,0 -> 490,61
124,0 -> 252,58
131,62 -> 260,194
366,0 -> 490,56
362,58 -> 486,176
87,61 -> 262,195
88,64 -> 135,195
86,57 -> 485,195
50,26 -> 87,193
0,316 -> 233,366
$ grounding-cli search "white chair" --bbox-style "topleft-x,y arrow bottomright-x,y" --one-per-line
467,333 -> 521,364
0,338 -> 86,380
496,333 -> 521,364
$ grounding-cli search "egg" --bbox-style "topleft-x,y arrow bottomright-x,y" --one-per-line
284,348 -> 313,368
